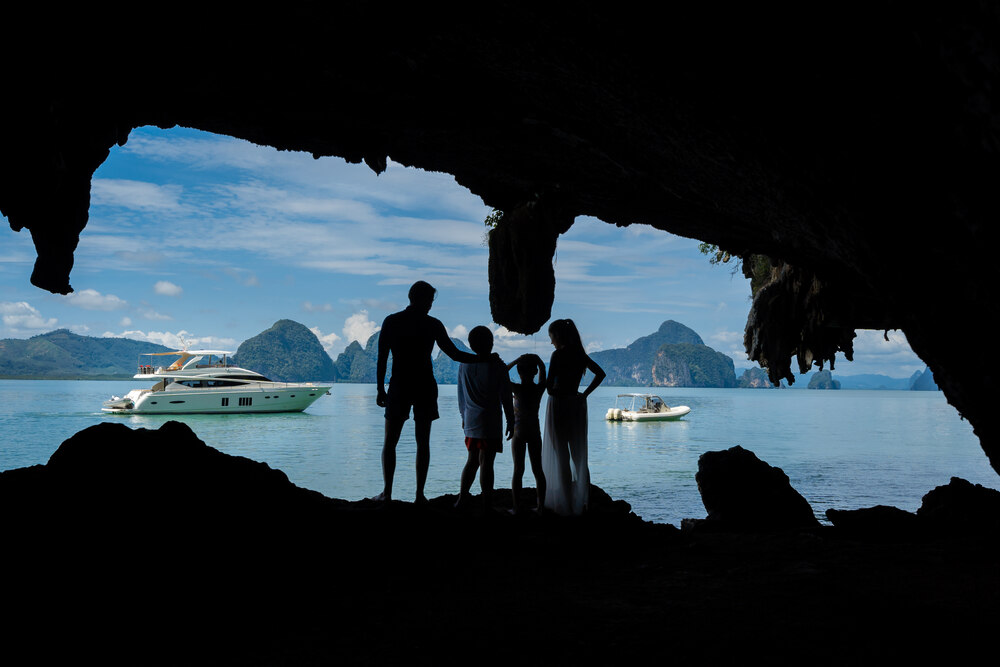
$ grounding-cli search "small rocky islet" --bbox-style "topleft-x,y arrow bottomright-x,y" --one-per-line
1,420 -> 997,664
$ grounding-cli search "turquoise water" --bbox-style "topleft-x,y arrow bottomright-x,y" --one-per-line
0,380 -> 994,525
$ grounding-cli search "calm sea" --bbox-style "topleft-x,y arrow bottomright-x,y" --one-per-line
0,380 -> 994,525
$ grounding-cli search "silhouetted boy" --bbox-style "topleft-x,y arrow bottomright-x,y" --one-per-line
456,326 -> 513,510
507,353 -> 547,514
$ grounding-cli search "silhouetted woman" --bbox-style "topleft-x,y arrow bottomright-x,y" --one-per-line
541,319 -> 606,515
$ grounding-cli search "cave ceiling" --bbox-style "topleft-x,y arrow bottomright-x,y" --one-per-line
3,3 -> 1000,468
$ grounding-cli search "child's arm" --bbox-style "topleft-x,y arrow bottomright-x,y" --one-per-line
457,366 -> 468,427
535,357 -> 546,388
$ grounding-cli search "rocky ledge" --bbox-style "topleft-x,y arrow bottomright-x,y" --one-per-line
2,421 -> 998,665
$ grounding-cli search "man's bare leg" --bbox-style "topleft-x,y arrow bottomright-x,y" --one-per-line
414,418 -> 432,503
374,417 -> 405,502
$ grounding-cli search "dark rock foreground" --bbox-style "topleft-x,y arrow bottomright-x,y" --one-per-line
2,422 -> 998,665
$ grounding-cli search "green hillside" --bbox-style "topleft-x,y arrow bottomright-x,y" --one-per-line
652,342 -> 737,388
0,330 -> 172,379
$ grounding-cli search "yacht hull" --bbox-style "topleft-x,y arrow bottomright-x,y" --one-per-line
102,384 -> 331,414
609,406 -> 690,421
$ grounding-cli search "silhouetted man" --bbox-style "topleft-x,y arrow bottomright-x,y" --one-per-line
374,281 -> 480,503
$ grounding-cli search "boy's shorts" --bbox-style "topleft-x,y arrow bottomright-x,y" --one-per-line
465,437 -> 503,453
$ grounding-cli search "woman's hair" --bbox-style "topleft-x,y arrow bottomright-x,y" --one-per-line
548,318 -> 584,354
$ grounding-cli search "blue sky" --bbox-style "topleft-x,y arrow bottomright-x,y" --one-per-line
0,126 -> 925,378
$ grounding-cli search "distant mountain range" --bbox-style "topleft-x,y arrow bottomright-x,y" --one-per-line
0,321 -> 473,383
0,329 -> 173,379
336,320 -> 737,388
328,330 -> 474,384
0,321 -> 941,391
735,367 -> 940,390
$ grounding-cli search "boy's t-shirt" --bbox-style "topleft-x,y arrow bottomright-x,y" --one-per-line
457,358 -> 512,440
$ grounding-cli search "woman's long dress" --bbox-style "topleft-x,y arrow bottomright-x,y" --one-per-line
542,349 -> 590,515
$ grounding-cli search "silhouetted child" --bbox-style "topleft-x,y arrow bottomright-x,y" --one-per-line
456,326 -> 513,510
507,353 -> 547,514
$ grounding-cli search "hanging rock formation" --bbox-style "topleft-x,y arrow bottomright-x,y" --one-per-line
2,3 -> 999,472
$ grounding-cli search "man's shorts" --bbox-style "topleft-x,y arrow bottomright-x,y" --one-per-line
465,437 -> 503,453
384,379 -> 439,422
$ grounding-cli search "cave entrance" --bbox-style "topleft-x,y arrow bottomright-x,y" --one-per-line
0,125 -> 993,524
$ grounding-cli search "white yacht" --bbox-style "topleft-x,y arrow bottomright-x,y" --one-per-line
102,349 -> 331,414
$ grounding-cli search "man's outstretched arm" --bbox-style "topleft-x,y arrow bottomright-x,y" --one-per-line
435,324 -> 480,364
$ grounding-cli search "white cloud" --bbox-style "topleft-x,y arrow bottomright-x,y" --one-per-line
449,324 -> 468,340
122,132 -> 275,170
303,301 -> 333,312
309,326 -> 342,357
81,130 -> 497,297
222,183 -> 379,222
343,310 -> 380,345
223,267 -> 259,287
707,329 -> 750,367
845,329 -> 926,376
121,131 -> 488,222
154,280 -> 183,296
62,288 -> 128,311
708,329 -> 744,347
104,329 -> 236,351
0,301 -> 57,332
139,308 -> 173,321
491,326 -> 547,358
91,179 -> 183,211
120,317 -> 132,327
853,329 -> 913,357
195,335 -> 239,350
103,330 -> 184,348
